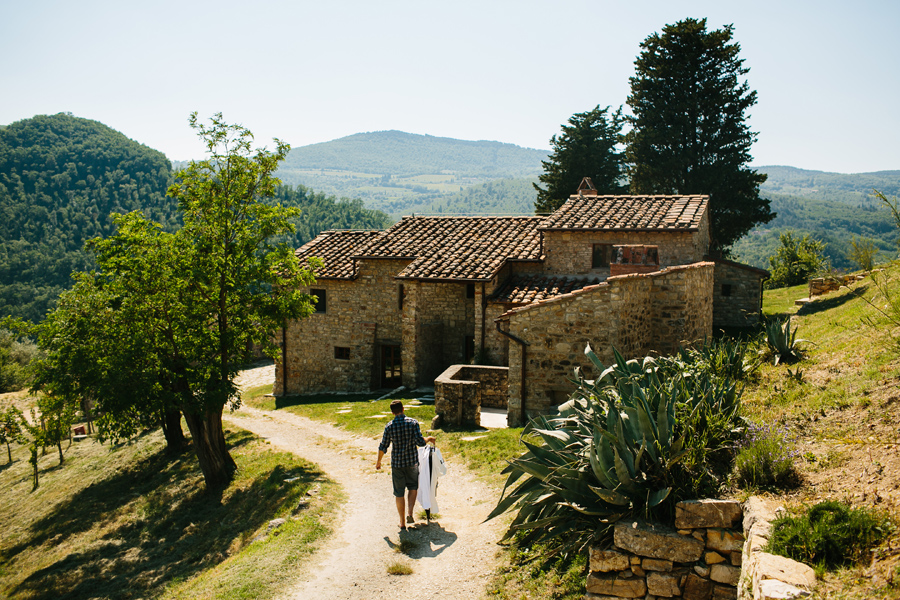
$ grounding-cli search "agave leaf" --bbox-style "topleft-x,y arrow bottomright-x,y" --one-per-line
647,487 -> 671,508
589,486 -> 631,506
612,446 -> 639,492
589,436 -> 617,489
560,501 -> 620,516
584,343 -> 606,372
521,440 -> 571,468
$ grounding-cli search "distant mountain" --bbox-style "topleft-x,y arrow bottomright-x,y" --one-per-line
277,130 -> 548,217
733,166 -> 900,271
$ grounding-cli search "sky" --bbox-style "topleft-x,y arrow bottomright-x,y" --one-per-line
1,0 -> 898,174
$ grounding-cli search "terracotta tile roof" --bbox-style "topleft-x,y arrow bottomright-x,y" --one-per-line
489,275 -> 602,304
541,194 -> 708,231
354,216 -> 544,281
294,230 -> 382,279
707,256 -> 770,277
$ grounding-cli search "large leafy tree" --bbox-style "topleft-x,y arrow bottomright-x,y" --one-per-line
534,106 -> 627,214
33,114 -> 318,488
626,18 -> 774,253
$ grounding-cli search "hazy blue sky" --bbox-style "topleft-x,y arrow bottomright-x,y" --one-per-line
2,0 -> 897,173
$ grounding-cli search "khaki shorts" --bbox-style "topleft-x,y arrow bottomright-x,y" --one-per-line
392,465 -> 419,497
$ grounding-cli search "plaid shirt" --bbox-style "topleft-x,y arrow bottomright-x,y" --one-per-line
379,415 -> 426,468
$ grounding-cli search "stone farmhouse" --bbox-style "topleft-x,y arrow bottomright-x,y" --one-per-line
274,179 -> 768,425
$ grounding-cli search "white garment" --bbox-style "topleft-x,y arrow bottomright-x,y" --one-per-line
417,445 -> 447,513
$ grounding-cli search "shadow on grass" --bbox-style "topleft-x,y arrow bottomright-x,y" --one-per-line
6,429 -> 324,600
274,392 -> 380,409
798,285 -> 869,316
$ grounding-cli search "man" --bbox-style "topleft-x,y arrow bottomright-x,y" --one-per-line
375,399 -> 436,530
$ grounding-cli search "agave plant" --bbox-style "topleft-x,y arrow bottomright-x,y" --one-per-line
765,316 -> 812,365
487,345 -> 745,557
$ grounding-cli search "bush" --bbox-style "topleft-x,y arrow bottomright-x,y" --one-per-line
848,237 -> 878,272
767,501 -> 893,570
766,231 -> 828,289
487,344 -> 748,557
733,422 -> 799,489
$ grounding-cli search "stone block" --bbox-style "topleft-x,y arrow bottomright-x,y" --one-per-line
590,548 -> 630,572
676,500 -> 743,529
710,564 -> 741,586
730,551 -> 741,566
682,574 -> 713,600
615,521 -> 705,562
749,552 -> 816,590
711,584 -> 737,599
647,572 -> 681,597
705,551 -> 726,564
642,558 -> 674,572
585,572 -> 647,598
706,528 -> 744,553
756,579 -> 812,599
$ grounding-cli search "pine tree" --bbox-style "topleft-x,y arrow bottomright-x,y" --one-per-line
534,106 -> 627,214
626,18 -> 774,253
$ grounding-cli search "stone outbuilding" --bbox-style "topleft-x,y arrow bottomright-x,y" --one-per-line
275,179 -> 768,425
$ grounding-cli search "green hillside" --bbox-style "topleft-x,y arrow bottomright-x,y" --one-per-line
277,130 -> 547,217
0,114 -> 391,322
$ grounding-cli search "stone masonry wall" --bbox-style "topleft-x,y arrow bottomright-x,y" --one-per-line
541,219 -> 709,276
276,258 -> 410,395
712,262 -> 765,328
503,264 -> 714,424
587,500 -> 744,600
402,280 -> 476,389
433,364 -> 509,427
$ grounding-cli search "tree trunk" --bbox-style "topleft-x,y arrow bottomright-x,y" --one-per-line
183,408 -> 236,488
57,440 -> 64,465
30,446 -> 39,490
6,441 -> 11,464
161,408 -> 186,452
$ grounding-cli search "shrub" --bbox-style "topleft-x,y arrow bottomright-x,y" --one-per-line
733,422 -> 799,489
764,316 -> 812,365
848,236 -> 878,272
767,501 -> 893,570
487,345 -> 746,557
766,231 -> 828,289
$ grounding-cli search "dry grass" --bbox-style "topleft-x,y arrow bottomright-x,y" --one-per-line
386,561 -> 413,575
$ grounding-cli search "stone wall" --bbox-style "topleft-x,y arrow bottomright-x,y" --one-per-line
276,258 -> 411,395
502,263 -> 714,425
586,500 -> 744,600
712,261 -> 766,328
808,275 -> 860,297
433,364 -> 509,427
541,216 -> 709,276
402,280 -> 476,389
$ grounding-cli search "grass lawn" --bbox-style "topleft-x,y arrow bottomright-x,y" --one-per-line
0,422 -> 339,600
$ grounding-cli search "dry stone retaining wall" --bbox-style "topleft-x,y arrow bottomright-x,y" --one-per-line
433,364 -> 509,427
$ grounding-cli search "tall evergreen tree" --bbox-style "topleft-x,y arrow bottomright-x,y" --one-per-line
534,106 -> 627,214
626,18 -> 774,253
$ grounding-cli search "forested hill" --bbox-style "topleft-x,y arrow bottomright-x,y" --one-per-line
0,114 -> 391,322
0,114 -> 176,322
281,130 -> 548,178
758,166 -> 900,204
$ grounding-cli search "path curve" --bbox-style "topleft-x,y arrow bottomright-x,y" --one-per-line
229,365 -> 505,600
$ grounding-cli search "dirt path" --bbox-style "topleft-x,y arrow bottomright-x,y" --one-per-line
228,365 -> 505,600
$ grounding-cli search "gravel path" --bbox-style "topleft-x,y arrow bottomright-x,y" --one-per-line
229,364 -> 506,600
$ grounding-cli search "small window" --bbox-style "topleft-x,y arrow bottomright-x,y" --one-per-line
464,336 -> 475,362
311,289 -> 326,313
398,284 -> 405,311
721,284 -> 733,297
592,244 -> 612,268
334,346 -> 350,360
466,283 -> 476,298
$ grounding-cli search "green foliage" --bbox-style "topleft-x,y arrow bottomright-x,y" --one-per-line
626,18 -> 773,253
0,405 -> 25,463
0,113 -> 176,322
766,231 -> 828,288
32,113 -> 319,488
533,106 -> 627,214
487,344 -> 746,556
764,316 -> 812,365
422,177 -> 537,216
733,422 -> 798,489
0,328 -> 38,393
848,236 -> 878,271
35,393 -> 76,465
767,501 -> 893,570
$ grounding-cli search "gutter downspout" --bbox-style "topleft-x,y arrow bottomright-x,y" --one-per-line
480,282 -> 487,357
495,320 -> 529,426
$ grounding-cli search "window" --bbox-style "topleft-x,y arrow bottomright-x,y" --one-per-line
466,283 -> 476,299
464,336 -> 475,362
398,284 -> 405,311
334,346 -> 350,360
721,284 -> 733,297
592,244 -> 612,268
311,289 -> 326,313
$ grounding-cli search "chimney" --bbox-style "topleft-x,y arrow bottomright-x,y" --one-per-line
577,177 -> 597,196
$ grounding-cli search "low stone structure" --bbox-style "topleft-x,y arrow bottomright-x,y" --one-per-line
709,258 -> 769,328
584,498 -> 817,600
433,364 -> 508,427
808,274 -> 863,298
